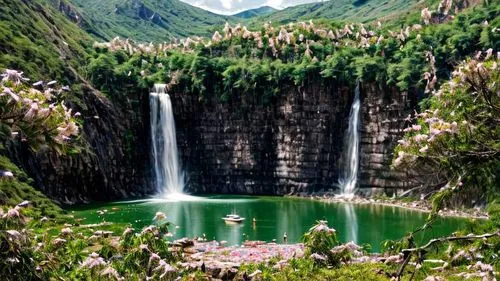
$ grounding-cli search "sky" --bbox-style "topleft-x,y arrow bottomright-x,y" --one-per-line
179,0 -> 326,15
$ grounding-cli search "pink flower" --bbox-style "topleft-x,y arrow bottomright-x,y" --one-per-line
430,128 -> 441,136
345,241 -> 361,251
53,238 -> 67,246
414,134 -> 428,143
141,225 -> 158,235
153,212 -> 166,221
6,230 -> 22,240
419,145 -> 429,153
24,102 -> 39,120
1,69 -> 30,85
100,266 -> 122,280
139,244 -> 149,251
148,253 -> 161,267
61,227 -> 72,235
81,252 -> 106,269
1,87 -> 20,102
122,227 -> 134,236
310,253 -> 326,261
311,221 -> 335,233
5,207 -> 20,218
153,260 -> 177,279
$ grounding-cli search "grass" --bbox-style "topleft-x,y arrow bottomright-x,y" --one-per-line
0,0 -> 92,82
0,155 -> 62,218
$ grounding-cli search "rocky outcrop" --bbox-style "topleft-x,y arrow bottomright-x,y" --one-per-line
171,82 -> 419,196
121,0 -> 166,27
57,0 -> 83,25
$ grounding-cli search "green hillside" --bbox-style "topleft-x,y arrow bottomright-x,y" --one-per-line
0,0 -> 92,81
233,6 -> 277,19
252,0 -> 420,25
64,0 -> 233,42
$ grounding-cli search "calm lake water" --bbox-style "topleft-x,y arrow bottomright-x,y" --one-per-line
71,195 -> 467,252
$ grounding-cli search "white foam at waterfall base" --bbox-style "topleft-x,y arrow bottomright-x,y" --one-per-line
150,84 -> 186,197
339,83 -> 361,199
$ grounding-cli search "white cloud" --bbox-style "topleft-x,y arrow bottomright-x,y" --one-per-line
220,0 -> 232,9
179,0 -> 324,15
266,0 -> 285,9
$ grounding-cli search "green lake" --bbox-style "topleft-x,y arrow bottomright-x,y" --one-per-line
71,195 -> 467,252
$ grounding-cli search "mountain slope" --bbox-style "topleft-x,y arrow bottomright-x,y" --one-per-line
64,0 -> 233,42
0,0 -> 92,81
253,0 -> 420,24
233,6 -> 277,19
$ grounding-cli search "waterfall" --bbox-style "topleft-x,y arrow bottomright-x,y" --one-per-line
150,84 -> 185,196
339,83 -> 361,198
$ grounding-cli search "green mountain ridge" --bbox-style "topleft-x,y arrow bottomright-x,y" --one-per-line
233,6 -> 277,19
62,0 -> 233,42
51,0 -> 424,43
252,0 -> 421,25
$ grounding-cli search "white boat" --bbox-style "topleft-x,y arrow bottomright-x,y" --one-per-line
222,214 -> 245,224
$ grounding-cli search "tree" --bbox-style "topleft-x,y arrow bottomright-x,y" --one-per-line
393,56 -> 499,208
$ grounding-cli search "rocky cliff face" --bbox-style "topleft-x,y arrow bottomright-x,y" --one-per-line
6,85 -> 152,205
170,82 -> 419,196
57,0 -> 83,25
358,84 -> 419,196
6,79 -> 417,203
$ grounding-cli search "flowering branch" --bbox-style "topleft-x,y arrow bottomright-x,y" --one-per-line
0,69 -> 81,153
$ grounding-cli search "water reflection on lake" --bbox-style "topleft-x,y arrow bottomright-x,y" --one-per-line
71,195 -> 466,252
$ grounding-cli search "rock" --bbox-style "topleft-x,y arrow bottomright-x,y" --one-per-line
175,238 -> 195,248
0,170 -> 14,178
219,267 -> 238,281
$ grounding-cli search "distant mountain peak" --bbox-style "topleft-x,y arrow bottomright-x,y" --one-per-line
233,6 -> 277,19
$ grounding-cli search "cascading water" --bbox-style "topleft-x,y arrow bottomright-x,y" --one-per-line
339,83 -> 361,198
150,84 -> 185,196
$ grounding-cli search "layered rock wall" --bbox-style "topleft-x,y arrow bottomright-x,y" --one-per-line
7,80 -> 418,203
171,82 -> 418,195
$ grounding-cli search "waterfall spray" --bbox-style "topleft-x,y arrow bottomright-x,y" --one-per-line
339,83 -> 361,198
150,84 -> 185,196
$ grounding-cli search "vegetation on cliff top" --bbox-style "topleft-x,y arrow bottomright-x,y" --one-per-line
88,0 -> 497,105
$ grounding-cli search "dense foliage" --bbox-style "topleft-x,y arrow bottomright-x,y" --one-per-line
0,204 -> 177,280
87,0 -> 498,107
393,57 -> 499,207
